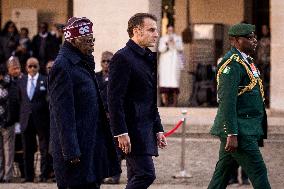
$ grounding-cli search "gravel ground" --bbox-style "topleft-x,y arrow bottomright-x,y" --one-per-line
0,137 -> 283,189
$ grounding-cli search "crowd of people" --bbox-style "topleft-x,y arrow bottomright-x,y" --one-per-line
0,14 -> 271,189
0,20 -> 62,183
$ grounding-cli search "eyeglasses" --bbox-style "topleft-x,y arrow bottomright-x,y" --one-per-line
102,60 -> 111,63
239,34 -> 257,40
79,37 -> 95,44
28,65 -> 38,69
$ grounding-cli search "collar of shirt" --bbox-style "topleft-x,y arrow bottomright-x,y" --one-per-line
28,73 -> 39,81
235,48 -> 250,64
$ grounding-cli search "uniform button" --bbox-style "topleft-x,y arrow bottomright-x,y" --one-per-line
246,115 -> 249,118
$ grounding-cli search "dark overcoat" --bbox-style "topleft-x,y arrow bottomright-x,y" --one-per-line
108,39 -> 164,156
48,42 -> 120,187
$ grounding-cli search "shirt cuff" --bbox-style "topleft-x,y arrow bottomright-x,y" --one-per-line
227,134 -> 238,136
114,133 -> 128,137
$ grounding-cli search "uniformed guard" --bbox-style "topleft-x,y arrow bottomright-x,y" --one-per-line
208,23 -> 271,189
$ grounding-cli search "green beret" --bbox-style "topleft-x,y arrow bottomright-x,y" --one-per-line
228,23 -> 255,36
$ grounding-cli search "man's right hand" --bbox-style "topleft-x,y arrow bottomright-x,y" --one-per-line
225,135 -> 238,152
118,134 -> 131,154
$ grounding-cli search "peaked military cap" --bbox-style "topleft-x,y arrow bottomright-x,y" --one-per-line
228,23 -> 255,36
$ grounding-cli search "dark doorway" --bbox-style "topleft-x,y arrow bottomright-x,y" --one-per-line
252,0 -> 270,36
252,0 -> 271,107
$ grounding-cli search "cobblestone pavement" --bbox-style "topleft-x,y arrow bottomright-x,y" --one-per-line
0,138 -> 283,189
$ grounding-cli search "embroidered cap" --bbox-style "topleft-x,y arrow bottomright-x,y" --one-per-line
63,17 -> 93,40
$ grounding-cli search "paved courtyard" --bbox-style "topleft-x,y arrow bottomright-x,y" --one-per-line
1,137 -> 283,189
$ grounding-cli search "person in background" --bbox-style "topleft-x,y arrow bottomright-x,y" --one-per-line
6,57 -> 25,180
13,27 -> 32,73
108,13 -> 167,189
96,51 -> 112,112
32,22 -> 60,74
0,21 -> 19,66
158,25 -> 183,107
228,159 -> 249,185
17,57 -> 51,182
46,60 -> 54,75
96,51 -> 123,185
257,24 -> 270,107
48,17 -> 120,189
0,59 -> 19,183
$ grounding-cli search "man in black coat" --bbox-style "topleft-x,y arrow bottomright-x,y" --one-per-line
17,57 -> 50,182
108,13 -> 167,189
32,22 -> 60,74
48,17 -> 120,189
96,51 -> 113,112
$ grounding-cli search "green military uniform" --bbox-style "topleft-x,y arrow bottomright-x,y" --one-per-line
208,24 -> 271,189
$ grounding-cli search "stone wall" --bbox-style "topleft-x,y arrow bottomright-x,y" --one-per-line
74,0 -> 161,70
270,0 -> 284,113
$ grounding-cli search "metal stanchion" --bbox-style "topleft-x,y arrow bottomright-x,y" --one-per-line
173,109 -> 192,178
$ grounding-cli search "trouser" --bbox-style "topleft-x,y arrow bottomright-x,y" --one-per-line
125,155 -> 156,189
58,182 -> 100,189
230,159 -> 248,182
0,126 -> 15,181
208,136 -> 271,189
22,116 -> 50,180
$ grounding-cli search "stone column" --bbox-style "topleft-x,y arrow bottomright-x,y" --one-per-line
73,0 -> 161,70
270,0 -> 284,113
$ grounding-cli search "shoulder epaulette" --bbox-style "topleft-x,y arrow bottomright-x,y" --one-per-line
217,54 -> 264,100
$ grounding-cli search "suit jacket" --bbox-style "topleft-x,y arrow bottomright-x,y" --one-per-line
210,47 -> 267,142
108,39 -> 164,156
17,74 -> 49,132
48,42 -> 120,187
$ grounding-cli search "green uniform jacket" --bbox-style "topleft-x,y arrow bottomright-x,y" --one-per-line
210,47 -> 267,140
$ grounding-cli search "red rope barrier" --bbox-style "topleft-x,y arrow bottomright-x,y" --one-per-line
164,119 -> 184,137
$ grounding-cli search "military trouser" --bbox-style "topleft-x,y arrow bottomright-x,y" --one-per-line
208,136 -> 271,189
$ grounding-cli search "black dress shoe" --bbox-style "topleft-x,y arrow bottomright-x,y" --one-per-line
103,177 -> 119,184
38,177 -> 48,182
228,178 -> 238,185
21,178 -> 34,183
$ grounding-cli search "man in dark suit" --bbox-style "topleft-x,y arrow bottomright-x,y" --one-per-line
208,23 -> 271,189
17,57 -> 50,182
48,17 -> 120,189
108,13 -> 167,189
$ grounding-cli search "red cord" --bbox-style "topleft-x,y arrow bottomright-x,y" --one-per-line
164,120 -> 184,137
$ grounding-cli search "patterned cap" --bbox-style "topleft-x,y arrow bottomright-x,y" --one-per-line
63,17 -> 93,40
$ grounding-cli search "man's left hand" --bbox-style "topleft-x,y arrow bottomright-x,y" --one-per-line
157,133 -> 167,149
